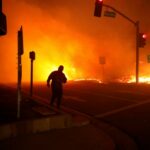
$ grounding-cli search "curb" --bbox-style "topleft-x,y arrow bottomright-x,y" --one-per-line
59,105 -> 138,150
0,95 -> 90,141
28,96 -> 91,127
91,119 -> 138,150
0,114 -> 72,140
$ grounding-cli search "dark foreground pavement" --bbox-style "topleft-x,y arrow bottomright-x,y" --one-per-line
0,124 -> 115,150
0,84 -> 116,150
0,84 -> 141,150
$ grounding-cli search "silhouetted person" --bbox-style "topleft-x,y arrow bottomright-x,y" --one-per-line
47,65 -> 67,108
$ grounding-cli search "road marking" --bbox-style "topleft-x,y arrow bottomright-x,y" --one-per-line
91,92 -> 143,103
95,99 -> 150,118
67,89 -> 139,102
64,95 -> 86,102
98,94 -> 137,102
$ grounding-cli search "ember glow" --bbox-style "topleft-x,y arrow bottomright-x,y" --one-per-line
114,75 -> 150,84
128,76 -> 150,84
74,78 -> 102,83
0,0 -> 150,83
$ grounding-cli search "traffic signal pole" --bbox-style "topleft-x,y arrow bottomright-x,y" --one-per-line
103,4 -> 136,24
102,4 -> 140,84
135,21 -> 140,83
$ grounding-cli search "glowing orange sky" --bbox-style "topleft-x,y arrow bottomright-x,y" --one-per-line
0,0 -> 150,83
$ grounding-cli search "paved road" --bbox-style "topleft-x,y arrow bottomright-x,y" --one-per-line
22,81 -> 150,150
0,84 -> 116,150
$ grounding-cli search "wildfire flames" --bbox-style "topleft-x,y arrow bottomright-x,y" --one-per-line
0,0 -> 150,84
128,76 -> 150,84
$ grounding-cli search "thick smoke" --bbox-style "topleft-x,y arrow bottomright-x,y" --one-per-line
0,0 -> 150,83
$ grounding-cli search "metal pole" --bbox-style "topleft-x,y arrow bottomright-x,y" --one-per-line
17,55 -> 22,118
17,26 -> 23,119
29,51 -> 35,97
102,64 -> 104,83
103,3 -> 140,83
30,59 -> 33,97
0,0 -> 2,12
135,21 -> 139,84
103,4 -> 136,25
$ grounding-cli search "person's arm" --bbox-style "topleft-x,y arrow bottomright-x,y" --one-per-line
47,73 -> 53,87
62,74 -> 67,83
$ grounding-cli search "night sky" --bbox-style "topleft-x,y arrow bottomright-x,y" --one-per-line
0,0 -> 150,83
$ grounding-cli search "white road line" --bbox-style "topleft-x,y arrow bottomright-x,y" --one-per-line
67,90 -> 139,102
95,99 -> 150,118
98,94 -> 136,102
64,95 -> 86,102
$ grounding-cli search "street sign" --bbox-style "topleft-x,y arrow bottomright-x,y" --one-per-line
147,55 -> 150,63
104,10 -> 116,17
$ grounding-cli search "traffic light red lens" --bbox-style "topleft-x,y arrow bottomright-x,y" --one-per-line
142,34 -> 146,39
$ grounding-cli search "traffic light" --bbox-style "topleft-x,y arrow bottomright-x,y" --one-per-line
138,33 -> 147,48
94,0 -> 103,17
0,0 -> 7,35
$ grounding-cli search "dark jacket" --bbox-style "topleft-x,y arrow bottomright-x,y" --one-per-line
47,70 -> 67,90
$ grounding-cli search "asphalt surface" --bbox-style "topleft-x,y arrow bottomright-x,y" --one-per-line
0,85 -> 42,124
65,82 -> 150,150
26,81 -> 150,150
0,124 -> 115,150
0,84 -> 116,150
1,82 -> 150,149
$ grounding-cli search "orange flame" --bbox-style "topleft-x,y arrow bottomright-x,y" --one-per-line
1,0 -> 150,84
128,76 -> 150,84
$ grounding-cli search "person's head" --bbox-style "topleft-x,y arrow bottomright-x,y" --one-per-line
58,65 -> 64,72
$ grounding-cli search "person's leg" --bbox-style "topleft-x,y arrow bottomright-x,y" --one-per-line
50,87 -> 57,106
57,90 -> 63,109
